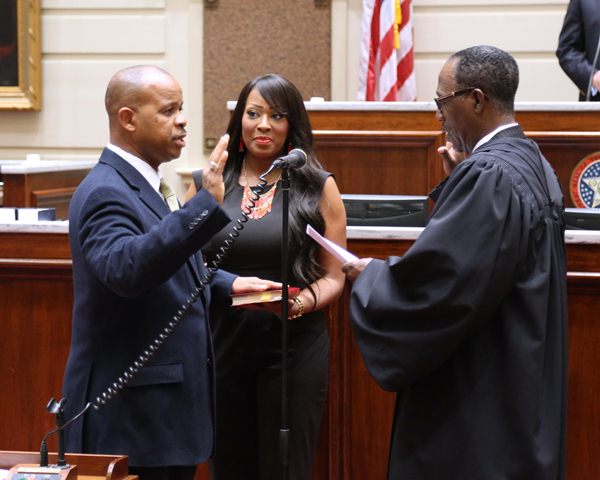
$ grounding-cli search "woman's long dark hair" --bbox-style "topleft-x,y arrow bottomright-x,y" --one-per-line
223,74 -> 327,291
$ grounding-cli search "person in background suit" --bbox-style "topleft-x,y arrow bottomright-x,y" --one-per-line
343,45 -> 568,480
62,65 -> 279,480
556,0 -> 600,101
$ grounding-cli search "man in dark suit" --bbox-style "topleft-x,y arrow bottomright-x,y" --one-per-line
556,0 -> 600,101
62,65 -> 279,480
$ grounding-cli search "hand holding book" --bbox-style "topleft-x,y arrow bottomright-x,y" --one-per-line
230,287 -> 301,314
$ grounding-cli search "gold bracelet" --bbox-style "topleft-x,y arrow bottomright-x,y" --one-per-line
289,296 -> 305,320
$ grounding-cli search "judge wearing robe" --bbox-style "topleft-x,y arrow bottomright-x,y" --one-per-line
343,45 -> 568,480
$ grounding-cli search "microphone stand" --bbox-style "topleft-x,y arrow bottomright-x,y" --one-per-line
56,404 -> 67,467
278,165 -> 291,480
40,397 -> 71,468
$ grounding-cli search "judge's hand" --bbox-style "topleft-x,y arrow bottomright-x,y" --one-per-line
438,141 -> 468,176
202,134 -> 229,203
231,276 -> 281,294
342,258 -> 373,283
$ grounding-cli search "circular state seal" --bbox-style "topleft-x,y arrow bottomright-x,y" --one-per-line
570,151 -> 600,208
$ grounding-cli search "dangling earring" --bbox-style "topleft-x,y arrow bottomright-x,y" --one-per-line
239,139 -> 245,152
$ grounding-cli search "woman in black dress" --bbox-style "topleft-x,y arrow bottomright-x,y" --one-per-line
186,74 -> 346,480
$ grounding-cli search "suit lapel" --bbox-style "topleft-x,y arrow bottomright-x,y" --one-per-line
99,148 -> 169,221
99,148 -> 205,289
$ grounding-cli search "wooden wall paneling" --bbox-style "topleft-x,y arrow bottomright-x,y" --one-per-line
565,243 -> 600,480
565,276 -> 600,480
0,231 -> 72,454
309,110 -> 439,132
526,132 -> 600,208
3,225 -> 600,478
0,232 -> 70,259
347,310 -> 395,480
516,111 -> 600,132
0,261 -> 73,453
313,131 -> 445,195
308,106 -> 600,134
1,173 -> 25,206
312,300 -> 345,480
338,239 -> 413,479
566,243 -> 600,272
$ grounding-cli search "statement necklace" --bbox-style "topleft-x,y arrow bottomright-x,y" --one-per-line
240,160 -> 281,220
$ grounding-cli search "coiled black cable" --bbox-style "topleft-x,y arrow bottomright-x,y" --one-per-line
90,169 -> 271,411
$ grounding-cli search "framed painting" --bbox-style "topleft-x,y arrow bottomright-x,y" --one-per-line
0,0 -> 41,110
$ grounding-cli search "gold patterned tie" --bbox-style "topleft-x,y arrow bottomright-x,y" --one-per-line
159,178 -> 179,212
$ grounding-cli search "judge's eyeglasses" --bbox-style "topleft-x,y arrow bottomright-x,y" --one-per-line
434,87 -> 477,111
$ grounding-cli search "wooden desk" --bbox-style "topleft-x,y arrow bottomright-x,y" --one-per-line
307,101 -> 600,132
0,451 -> 137,480
306,102 -> 600,207
0,160 -> 95,220
0,225 -> 599,480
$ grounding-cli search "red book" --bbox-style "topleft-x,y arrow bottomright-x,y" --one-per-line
230,287 -> 300,307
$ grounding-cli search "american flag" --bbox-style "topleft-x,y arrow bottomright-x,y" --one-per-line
357,0 -> 416,101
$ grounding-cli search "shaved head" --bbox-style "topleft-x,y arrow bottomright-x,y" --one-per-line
103,65 -> 186,169
105,65 -> 173,123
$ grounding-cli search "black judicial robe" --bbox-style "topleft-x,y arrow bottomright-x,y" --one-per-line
350,126 -> 568,480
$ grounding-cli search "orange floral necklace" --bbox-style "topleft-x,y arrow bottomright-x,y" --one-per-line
240,160 -> 281,220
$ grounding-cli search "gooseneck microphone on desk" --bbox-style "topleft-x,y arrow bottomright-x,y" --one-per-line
39,398 -> 70,469
7,398 -> 80,479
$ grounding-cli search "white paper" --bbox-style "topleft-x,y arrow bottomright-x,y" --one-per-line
306,224 -> 358,264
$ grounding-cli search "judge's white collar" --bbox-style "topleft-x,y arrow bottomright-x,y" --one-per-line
472,123 -> 519,153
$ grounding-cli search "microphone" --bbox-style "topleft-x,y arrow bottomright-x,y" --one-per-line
40,397 -> 69,468
585,33 -> 600,101
270,148 -> 307,170
37,397 -> 91,468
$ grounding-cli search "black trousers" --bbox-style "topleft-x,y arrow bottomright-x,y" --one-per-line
128,465 -> 196,480
210,309 -> 329,480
